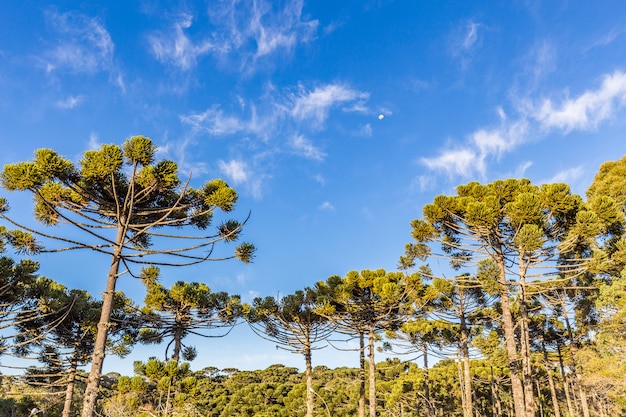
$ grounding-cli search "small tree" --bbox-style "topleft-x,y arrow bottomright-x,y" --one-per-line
14,279 -> 137,417
0,136 -> 255,417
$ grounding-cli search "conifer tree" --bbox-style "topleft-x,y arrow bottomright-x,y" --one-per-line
248,287 -> 335,417
0,136 -> 255,417
400,179 -> 615,417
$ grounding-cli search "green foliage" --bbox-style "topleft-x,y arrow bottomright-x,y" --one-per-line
122,135 -> 156,166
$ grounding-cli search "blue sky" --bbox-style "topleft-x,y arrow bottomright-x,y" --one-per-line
2,0 -> 626,373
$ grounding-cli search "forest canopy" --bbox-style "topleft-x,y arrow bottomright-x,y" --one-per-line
0,150 -> 625,417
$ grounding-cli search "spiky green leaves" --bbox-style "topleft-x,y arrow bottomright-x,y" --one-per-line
2,149 -> 74,191
123,136 -> 156,166
514,224 -> 546,253
34,149 -> 75,181
81,144 -> 123,181
137,160 -> 180,190
202,179 -> 238,212
4,230 -> 43,255
1,162 -> 44,190
235,242 -> 255,263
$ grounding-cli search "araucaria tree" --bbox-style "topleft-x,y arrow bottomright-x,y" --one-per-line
400,179 -> 617,417
316,269 -> 419,417
0,136 -> 255,417
248,288 -> 335,417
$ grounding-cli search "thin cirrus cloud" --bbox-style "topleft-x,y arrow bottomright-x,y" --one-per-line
56,95 -> 84,109
448,20 -> 482,62
422,70 -> 626,180
147,13 -> 219,71
180,105 -> 246,136
147,0 -> 318,71
179,81 -> 370,197
42,10 -> 114,74
290,84 -> 370,127
289,134 -> 326,161
181,82 -> 370,140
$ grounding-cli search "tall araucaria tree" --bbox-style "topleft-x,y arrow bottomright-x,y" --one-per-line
0,136 -> 255,417
400,179 -> 614,417
316,269 -> 421,417
248,287 -> 336,417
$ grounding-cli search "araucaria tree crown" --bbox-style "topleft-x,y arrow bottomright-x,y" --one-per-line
0,136 -> 255,417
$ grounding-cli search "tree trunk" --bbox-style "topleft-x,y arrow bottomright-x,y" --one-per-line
556,342 -> 575,417
490,365 -> 502,417
457,351 -> 465,417
560,297 -> 590,417
359,331 -> 366,417
164,325 -> 184,417
518,259 -> 536,417
81,224 -> 125,417
62,348 -> 80,417
458,292 -> 473,417
81,253 -> 122,417
496,256 -> 527,417
424,343 -> 433,417
368,325 -> 376,417
542,338 -> 561,417
305,339 -> 314,417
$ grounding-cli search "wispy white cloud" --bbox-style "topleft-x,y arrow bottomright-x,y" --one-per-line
148,0 -> 318,72
584,27 -> 626,52
179,81 -> 372,198
291,84 -> 370,127
217,0 -> 318,61
421,147 -> 486,179
313,174 -> 326,185
218,159 -> 249,185
462,22 -> 479,50
180,105 -> 245,136
87,132 -> 101,150
147,13 -> 219,71
318,201 -> 335,211
423,70 -> 626,181
289,134 -> 326,160
532,71 -> 626,132
42,10 -> 114,74
182,82 -> 370,138
359,123 -> 373,137
56,95 -> 83,109
515,161 -> 533,178
541,166 -> 585,186
449,20 -> 483,65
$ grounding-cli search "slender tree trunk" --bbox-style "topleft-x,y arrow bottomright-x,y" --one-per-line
560,298 -> 590,417
490,366 -> 502,417
81,242 -> 123,417
556,342 -> 575,417
519,260 -> 536,417
163,379 -> 173,417
424,343 -> 433,417
305,339 -> 314,417
458,294 -> 473,417
164,324 -> 184,417
359,331 -> 366,417
496,256 -> 527,417
457,351 -> 466,417
368,325 -> 376,417
62,348 -> 80,417
542,338 -> 561,417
